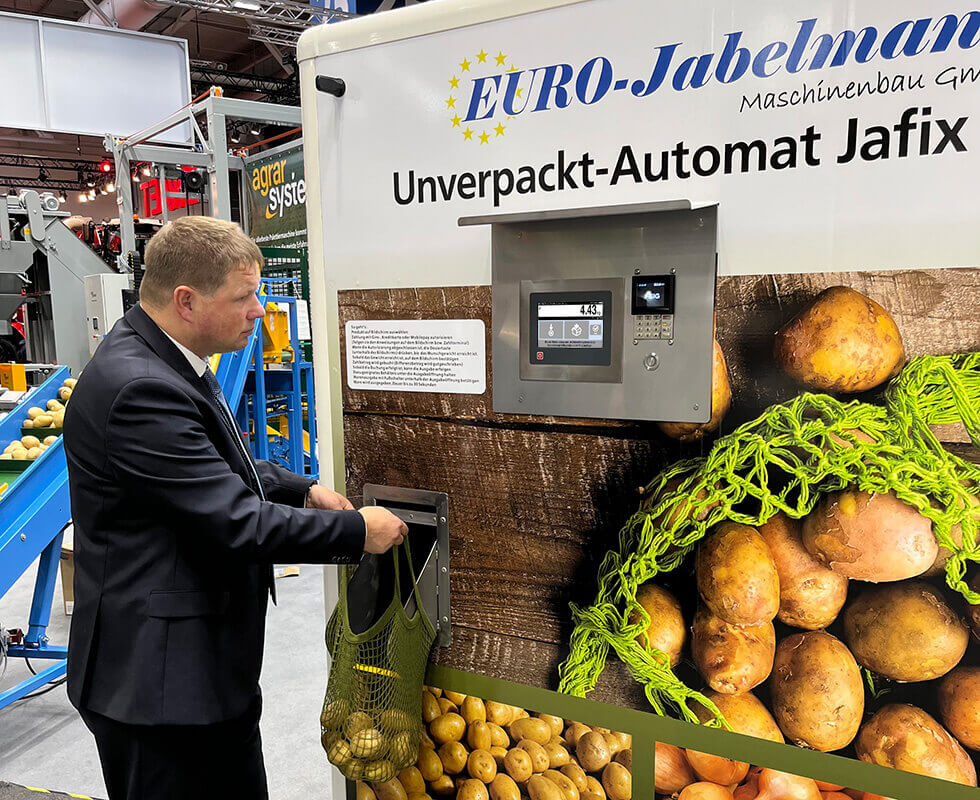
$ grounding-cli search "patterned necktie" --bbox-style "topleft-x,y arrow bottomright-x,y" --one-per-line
202,367 -> 265,501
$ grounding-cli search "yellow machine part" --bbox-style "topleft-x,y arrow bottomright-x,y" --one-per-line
261,301 -> 294,365
0,363 -> 27,392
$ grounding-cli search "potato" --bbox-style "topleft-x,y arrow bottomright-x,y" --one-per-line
467,749 -> 497,783
320,696 -> 350,728
691,690 -> 784,743
527,774 -> 564,800
26,406 -> 44,419
628,582 -> 686,667
363,759 -> 396,783
758,512 -> 848,629
417,747 -> 444,782
802,490 -> 937,582
345,712 -> 375,739
489,746 -> 507,766
657,339 -> 732,441
939,666 -> 980,751
428,775 -> 455,796
773,286 -> 905,392
612,750 -> 630,771
350,728 -> 386,759
0,453 -> 11,461
11,448 -> 28,460
691,605 -> 775,695
600,763 -> 630,800
488,723 -> 509,748
537,714 -> 564,738
503,748 -> 533,783
431,713 -> 466,744
564,722 -> 591,749
461,696 -> 487,725
489,774 -> 520,800
544,740 -> 570,768
458,780 -> 490,800
46,399 -> 63,411
855,704 -> 977,786
42,435 -> 57,446
518,739 -> 549,773
486,701 -> 515,727
58,386 -> 73,401
467,721 -> 492,751
373,778 -> 409,800
33,414 -> 54,428
575,731 -> 611,772
542,770 -> 580,800
438,698 -> 458,715
398,767 -> 425,795
696,522 -> 779,627
581,776 -> 606,800
770,631 -> 864,751
421,691 -> 441,723
327,737 -> 354,766
968,573 -> 980,641
843,581 -> 968,682
63,378 -> 77,388
438,741 -> 468,775
510,717 -> 552,745
20,435 -> 41,449
27,446 -> 42,460
561,763 -> 588,794
444,691 -> 466,705
356,781 -> 378,800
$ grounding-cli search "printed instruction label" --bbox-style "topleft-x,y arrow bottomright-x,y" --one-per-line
345,319 -> 486,394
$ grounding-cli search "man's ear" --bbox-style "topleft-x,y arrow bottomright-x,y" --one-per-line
173,285 -> 196,323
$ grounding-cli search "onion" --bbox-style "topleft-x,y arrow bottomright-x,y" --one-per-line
754,769 -> 822,800
655,742 -> 696,794
679,782 -> 736,800
685,750 -> 750,785
733,776 -> 760,800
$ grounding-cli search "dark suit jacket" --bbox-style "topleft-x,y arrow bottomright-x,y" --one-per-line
64,304 -> 365,726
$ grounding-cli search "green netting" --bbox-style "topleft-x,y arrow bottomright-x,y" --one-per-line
558,352 -> 980,729
322,540 -> 436,782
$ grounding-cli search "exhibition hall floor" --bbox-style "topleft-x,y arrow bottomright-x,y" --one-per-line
0,557 -> 337,800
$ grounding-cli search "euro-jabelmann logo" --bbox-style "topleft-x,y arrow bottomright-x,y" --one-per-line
447,49 -> 523,144
447,13 -> 980,141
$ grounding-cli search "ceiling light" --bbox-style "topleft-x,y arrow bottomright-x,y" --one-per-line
78,194 -> 88,203
142,165 -> 152,177
249,125 -> 261,136
106,182 -> 116,193
58,193 -> 67,203
232,1 -> 262,9
86,178 -> 96,187
88,189 -> 96,199
132,172 -> 140,183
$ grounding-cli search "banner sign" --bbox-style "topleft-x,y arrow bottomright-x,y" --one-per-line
245,141 -> 307,247
310,0 -> 980,277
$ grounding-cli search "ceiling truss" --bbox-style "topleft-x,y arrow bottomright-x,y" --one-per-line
151,0 -> 354,47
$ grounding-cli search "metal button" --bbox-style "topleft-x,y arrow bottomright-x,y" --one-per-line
643,352 -> 659,371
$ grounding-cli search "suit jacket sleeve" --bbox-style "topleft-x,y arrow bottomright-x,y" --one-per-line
254,459 -> 314,507
105,377 -> 364,564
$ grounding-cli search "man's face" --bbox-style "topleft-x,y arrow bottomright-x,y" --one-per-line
195,262 -> 265,354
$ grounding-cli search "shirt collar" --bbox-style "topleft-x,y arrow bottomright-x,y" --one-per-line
142,309 -> 209,377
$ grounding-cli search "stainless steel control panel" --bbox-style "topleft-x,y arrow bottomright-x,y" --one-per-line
460,201 -> 717,423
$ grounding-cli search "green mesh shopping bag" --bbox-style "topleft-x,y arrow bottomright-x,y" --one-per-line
321,538 -> 436,783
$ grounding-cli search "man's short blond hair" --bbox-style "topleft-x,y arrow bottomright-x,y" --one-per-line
141,216 -> 263,307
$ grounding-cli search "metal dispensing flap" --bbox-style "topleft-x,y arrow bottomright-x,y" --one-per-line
350,484 -> 451,647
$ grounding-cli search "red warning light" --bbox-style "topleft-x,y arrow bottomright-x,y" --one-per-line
100,160 -> 112,173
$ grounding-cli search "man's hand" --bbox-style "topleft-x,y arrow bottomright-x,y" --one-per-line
305,484 -> 355,511
359,506 -> 407,554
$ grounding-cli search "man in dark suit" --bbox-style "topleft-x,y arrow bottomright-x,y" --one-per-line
63,216 -> 406,800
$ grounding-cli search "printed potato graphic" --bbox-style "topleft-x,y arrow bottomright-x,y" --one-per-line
773,286 -> 905,392
362,688 -> 633,800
